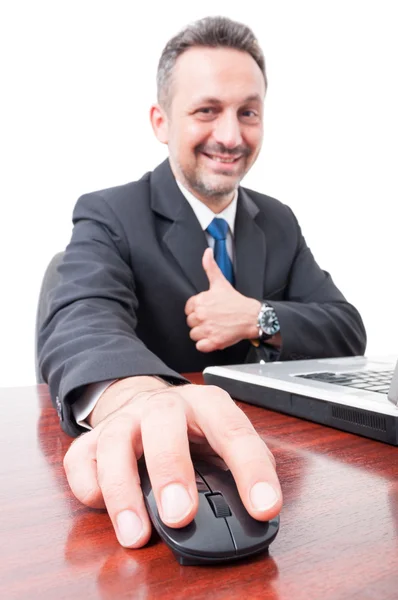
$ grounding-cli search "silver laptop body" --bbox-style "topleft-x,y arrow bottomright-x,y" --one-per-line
203,356 -> 398,445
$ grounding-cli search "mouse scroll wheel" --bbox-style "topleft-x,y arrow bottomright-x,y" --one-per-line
206,493 -> 232,518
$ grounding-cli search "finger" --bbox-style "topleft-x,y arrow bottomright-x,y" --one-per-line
185,294 -> 198,316
96,411 -> 152,548
202,247 -> 227,287
196,338 -> 218,353
189,439 -> 229,470
189,325 -> 205,342
186,312 -> 200,329
184,386 -> 282,521
64,430 -> 105,509
140,391 -> 198,528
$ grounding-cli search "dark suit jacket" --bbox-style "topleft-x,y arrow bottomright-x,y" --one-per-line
38,159 -> 366,436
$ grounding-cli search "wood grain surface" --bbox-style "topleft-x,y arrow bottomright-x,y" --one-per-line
1,375 -> 398,600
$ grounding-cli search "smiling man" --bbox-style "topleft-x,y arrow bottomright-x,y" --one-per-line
38,17 -> 366,550
153,45 -> 264,213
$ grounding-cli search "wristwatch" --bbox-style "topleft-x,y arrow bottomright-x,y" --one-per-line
257,302 -> 280,341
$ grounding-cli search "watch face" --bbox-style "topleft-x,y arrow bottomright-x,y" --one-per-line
260,307 -> 280,336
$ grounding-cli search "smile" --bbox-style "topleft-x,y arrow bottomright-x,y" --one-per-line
203,153 -> 241,164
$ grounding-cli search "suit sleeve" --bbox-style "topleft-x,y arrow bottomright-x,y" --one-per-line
258,208 -> 366,361
38,192 -> 187,437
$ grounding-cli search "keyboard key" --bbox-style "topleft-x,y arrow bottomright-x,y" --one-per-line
295,369 -> 393,391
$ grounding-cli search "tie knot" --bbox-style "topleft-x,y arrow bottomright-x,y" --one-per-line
207,218 -> 229,241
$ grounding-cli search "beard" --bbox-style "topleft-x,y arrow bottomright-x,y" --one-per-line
187,172 -> 238,199
177,142 -> 252,203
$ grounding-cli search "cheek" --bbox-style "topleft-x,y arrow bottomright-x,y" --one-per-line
178,122 -> 213,152
245,127 -> 263,152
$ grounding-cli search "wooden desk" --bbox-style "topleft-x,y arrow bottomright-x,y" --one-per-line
1,375 -> 398,600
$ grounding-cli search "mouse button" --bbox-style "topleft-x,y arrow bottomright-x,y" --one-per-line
227,513 -> 280,555
206,493 -> 232,518
197,463 -> 235,496
193,459 -> 232,493
194,470 -> 210,494
163,493 -> 236,559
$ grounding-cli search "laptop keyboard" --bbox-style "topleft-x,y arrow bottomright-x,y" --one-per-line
295,369 -> 393,394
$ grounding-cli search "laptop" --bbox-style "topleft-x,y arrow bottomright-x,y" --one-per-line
203,355 -> 398,445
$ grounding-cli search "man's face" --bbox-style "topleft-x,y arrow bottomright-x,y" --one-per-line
154,47 -> 266,209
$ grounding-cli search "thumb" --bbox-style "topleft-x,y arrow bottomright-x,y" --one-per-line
202,247 -> 228,287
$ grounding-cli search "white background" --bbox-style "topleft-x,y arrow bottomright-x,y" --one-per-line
1,1 -> 397,386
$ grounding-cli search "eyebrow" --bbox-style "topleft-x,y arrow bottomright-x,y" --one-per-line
192,94 -> 263,106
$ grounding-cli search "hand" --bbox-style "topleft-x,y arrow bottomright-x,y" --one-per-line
185,247 -> 261,352
63,380 -> 282,549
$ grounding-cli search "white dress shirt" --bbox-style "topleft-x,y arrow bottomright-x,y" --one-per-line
72,180 -> 238,429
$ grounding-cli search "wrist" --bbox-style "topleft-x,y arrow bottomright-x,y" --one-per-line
256,302 -> 281,346
244,298 -> 262,340
87,376 -> 170,427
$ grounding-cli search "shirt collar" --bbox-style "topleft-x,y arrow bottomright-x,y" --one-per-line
176,180 -> 238,235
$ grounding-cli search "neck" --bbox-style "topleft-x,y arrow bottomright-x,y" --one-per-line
198,193 -> 235,213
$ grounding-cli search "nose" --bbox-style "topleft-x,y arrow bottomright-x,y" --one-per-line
212,112 -> 243,150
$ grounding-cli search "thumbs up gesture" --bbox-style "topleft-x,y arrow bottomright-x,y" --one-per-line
184,248 -> 261,353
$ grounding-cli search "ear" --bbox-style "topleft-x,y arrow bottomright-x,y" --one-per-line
150,104 -> 169,144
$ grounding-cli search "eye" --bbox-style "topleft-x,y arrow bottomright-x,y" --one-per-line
240,109 -> 259,120
194,107 -> 218,120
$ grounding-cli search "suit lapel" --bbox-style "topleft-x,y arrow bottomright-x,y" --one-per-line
150,160 -> 209,293
234,188 -> 267,300
150,160 -> 267,297
163,216 -> 210,293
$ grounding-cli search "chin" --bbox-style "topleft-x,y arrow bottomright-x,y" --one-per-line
205,175 -> 241,195
181,165 -> 241,199
199,186 -> 237,200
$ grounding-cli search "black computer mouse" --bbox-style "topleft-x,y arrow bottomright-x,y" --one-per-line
138,458 -> 280,566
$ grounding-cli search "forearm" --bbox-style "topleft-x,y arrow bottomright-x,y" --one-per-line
270,300 -> 366,360
240,298 -> 261,340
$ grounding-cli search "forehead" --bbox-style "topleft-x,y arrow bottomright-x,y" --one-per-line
171,46 -> 266,107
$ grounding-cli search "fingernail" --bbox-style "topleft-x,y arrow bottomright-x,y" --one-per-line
250,482 -> 278,511
161,484 -> 193,523
116,510 -> 143,547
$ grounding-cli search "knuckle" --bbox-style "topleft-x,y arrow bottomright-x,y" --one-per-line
149,450 -> 185,480
205,322 -> 215,336
96,466 -> 141,500
145,391 -> 181,416
208,323 -> 221,341
97,477 -> 127,502
190,328 -> 199,341
185,384 -> 232,408
78,486 -> 102,508
63,436 -> 86,471
206,385 -> 232,402
97,414 -> 129,444
195,306 -> 206,321
220,417 -> 258,441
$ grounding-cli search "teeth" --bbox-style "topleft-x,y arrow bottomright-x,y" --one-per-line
208,155 -> 237,163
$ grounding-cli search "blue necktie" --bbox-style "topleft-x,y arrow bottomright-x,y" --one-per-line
206,218 -> 235,286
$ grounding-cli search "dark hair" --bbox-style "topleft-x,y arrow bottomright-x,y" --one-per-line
157,16 -> 266,109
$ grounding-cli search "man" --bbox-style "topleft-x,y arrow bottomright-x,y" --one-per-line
38,16 -> 366,550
